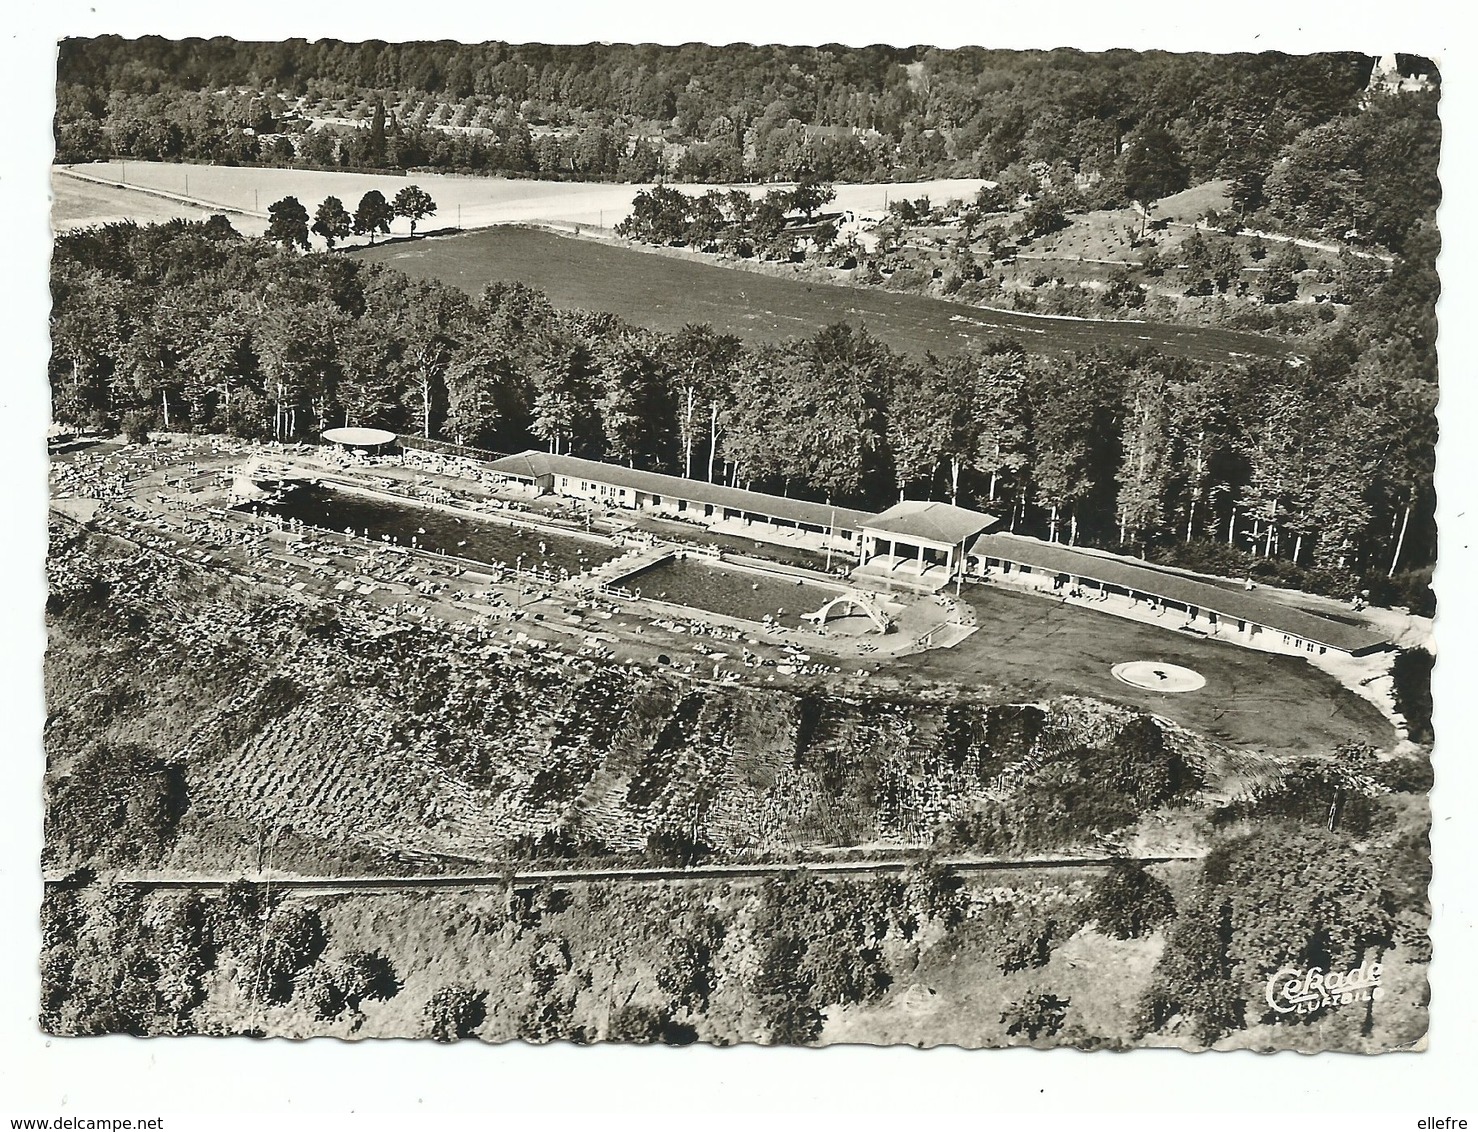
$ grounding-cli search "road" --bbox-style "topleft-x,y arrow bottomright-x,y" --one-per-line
47,853 -> 1201,895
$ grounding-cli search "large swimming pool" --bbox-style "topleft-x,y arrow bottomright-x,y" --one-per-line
251,484 -> 621,578
622,556 -> 841,629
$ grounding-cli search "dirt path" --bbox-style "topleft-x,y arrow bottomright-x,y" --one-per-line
1168,219 -> 1395,264
48,851 -> 1201,893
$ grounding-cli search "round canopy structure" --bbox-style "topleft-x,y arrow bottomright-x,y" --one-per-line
322,427 -> 398,452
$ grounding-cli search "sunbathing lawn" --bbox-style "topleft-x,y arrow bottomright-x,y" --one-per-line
891,582 -> 1393,758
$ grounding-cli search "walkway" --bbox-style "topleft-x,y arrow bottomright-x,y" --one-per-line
46,851 -> 1201,894
566,543 -> 671,592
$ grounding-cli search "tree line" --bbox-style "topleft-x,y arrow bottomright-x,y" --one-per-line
265,185 -> 438,250
50,217 -> 1435,606
616,178 -> 840,259
56,41 -> 1438,249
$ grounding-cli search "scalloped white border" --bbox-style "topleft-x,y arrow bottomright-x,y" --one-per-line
3,2 -> 1473,1120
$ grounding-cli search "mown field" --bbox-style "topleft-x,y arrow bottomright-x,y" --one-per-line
52,161 -> 987,242
353,226 -> 1296,362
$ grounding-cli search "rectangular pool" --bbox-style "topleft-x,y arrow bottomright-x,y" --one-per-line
622,556 -> 841,629
250,484 -> 622,578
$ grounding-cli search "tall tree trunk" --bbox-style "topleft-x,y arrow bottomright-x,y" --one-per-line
422,377 -> 432,439
950,457 -> 961,506
1070,510 -> 1078,546
707,404 -> 720,483
989,469 -> 998,503
1050,503 -> 1059,543
683,387 -> 695,479
1389,494 -> 1412,578
1186,431 -> 1205,545
1227,505 -> 1236,546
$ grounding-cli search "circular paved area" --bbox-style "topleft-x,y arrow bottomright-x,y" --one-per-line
1111,661 -> 1207,692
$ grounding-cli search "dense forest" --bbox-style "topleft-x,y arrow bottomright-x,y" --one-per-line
55,41 -> 1439,250
50,217 -> 1436,608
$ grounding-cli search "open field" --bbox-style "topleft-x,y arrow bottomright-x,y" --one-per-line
355,226 -> 1295,362
53,162 -> 1296,360
52,161 -> 987,241
896,584 -> 1393,754
51,172 -> 220,230
1152,179 -> 1234,224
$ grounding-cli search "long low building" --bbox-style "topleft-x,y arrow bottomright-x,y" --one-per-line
485,450 -> 874,551
967,532 -> 1388,657
481,449 -> 1388,657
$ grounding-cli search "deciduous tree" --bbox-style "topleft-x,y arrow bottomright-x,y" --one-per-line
352,190 -> 393,245
310,195 -> 352,249
265,195 -> 310,251
391,184 -> 437,236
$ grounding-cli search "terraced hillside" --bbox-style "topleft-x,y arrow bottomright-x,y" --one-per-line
42,521 -> 1432,1051
47,523 -> 1240,876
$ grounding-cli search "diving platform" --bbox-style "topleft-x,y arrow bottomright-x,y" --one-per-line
849,554 -> 954,594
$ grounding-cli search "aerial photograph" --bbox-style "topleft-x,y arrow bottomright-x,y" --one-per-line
42,38 -> 1438,1051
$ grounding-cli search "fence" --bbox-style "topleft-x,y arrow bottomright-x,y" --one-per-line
397,435 -> 511,462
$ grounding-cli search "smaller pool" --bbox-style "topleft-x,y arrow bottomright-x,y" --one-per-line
623,556 -> 840,629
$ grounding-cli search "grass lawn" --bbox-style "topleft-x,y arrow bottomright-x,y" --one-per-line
892,583 -> 1392,758
351,226 -> 1294,363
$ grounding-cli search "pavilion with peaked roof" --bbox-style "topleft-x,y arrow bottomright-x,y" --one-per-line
852,500 -> 1000,592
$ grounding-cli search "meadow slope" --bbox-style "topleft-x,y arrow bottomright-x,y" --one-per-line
353,226 -> 1295,362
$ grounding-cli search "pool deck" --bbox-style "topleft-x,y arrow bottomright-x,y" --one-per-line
58,440 -> 973,669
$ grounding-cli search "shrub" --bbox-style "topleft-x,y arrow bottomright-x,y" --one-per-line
1371,567 -> 1435,618
1001,991 -> 1070,1040
267,904 -> 327,973
1390,647 -> 1434,744
883,266 -> 929,292
120,408 -> 156,444
996,911 -> 1060,973
608,1004 -> 668,1043
423,984 -> 486,1042
1374,753 -> 1433,794
296,964 -> 348,1021
1087,861 -> 1175,939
